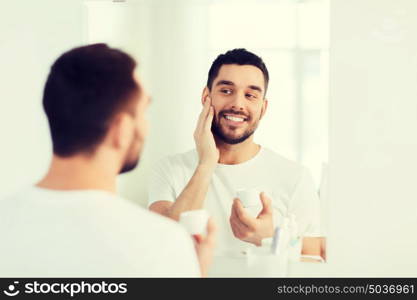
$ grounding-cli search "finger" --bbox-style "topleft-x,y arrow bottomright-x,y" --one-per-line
231,203 -> 252,238
204,105 -> 214,131
195,97 -> 211,133
230,205 -> 243,228
258,192 -> 273,217
205,218 -> 217,245
231,199 -> 245,225
234,198 -> 256,228
231,215 -> 249,234
231,197 -> 239,212
230,205 -> 241,230
206,217 -> 216,235
229,212 -> 237,234
230,205 -> 245,237
229,218 -> 239,238
230,198 -> 242,221
230,215 -> 246,238
201,95 -> 211,116
230,219 -> 242,238
201,97 -> 212,126
192,234 -> 203,244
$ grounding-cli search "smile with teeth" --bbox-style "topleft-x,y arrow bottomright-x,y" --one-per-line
224,115 -> 247,122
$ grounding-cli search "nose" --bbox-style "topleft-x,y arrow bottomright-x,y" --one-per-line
229,92 -> 246,111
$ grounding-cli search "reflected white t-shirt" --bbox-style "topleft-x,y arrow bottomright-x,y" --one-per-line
0,187 -> 200,277
148,147 -> 321,255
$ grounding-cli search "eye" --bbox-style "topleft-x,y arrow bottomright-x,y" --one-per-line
245,93 -> 257,99
220,89 -> 232,95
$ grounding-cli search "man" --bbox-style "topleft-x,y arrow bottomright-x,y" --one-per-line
0,44 -> 215,277
149,48 -> 321,258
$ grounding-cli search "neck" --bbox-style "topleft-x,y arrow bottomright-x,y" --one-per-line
37,153 -> 118,194
215,136 -> 260,165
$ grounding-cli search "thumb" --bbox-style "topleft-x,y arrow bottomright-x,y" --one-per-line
206,217 -> 216,235
257,192 -> 273,217
192,234 -> 203,245
205,217 -> 217,245
205,106 -> 214,130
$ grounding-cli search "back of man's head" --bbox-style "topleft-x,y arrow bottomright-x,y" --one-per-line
42,43 -> 139,157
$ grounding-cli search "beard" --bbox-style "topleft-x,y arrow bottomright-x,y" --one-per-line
211,109 -> 260,145
119,130 -> 142,174
119,156 -> 140,174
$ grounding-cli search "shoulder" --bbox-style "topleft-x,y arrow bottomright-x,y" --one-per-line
120,198 -> 188,241
118,199 -> 197,261
260,147 -> 307,176
0,186 -> 44,211
116,199 -> 199,276
115,197 -> 186,234
152,149 -> 198,171
100,196 -> 195,251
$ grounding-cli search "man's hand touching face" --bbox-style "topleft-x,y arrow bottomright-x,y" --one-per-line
229,192 -> 274,246
194,96 -> 219,169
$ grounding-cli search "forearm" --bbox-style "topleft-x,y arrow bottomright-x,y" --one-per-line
166,164 -> 215,221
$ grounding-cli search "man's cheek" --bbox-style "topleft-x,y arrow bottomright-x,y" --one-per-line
214,113 -> 222,124
137,118 -> 149,138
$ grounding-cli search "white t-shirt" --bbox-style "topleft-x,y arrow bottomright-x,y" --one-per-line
148,147 -> 321,255
0,187 -> 200,277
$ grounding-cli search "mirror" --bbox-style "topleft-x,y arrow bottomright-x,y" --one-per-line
0,0 -> 329,277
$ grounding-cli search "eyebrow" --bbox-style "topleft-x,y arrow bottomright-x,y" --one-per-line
249,85 -> 263,93
215,80 -> 263,93
215,80 -> 234,87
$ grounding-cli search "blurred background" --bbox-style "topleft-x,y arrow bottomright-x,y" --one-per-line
1,0 -> 416,276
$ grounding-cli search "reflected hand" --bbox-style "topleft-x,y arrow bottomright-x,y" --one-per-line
193,96 -> 219,169
229,192 -> 274,246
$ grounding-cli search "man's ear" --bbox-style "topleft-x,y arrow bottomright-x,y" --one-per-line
201,87 -> 210,105
107,113 -> 134,151
260,99 -> 268,120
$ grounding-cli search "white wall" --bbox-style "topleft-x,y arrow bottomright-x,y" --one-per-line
0,0 -> 85,198
326,0 -> 417,276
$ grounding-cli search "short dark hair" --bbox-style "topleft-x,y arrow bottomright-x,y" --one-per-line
206,48 -> 269,96
42,43 -> 139,157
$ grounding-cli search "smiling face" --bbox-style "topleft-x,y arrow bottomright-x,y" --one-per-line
206,64 -> 268,144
